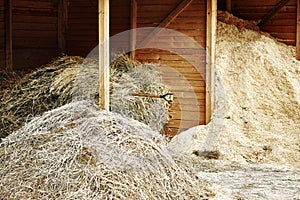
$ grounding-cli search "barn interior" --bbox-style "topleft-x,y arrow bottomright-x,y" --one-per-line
1,0 -> 299,137
0,0 -> 300,199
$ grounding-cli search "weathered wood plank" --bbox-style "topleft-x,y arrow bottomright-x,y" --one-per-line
99,0 -> 110,111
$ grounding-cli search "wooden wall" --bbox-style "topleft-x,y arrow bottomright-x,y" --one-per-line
227,0 -> 297,45
11,0 -> 58,70
66,0 -> 98,56
110,0 -> 131,52
0,0 -> 4,68
133,0 -> 207,136
0,0 -> 99,70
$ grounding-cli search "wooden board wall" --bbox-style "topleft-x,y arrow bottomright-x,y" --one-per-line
134,0 -> 207,137
66,0 -> 98,56
0,0 -> 5,69
110,0 -> 131,53
12,0 -> 58,70
230,0 -> 297,45
0,0 -> 99,69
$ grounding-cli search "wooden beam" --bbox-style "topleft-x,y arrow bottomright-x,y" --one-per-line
58,0 -> 68,55
130,0 -> 137,60
99,0 -> 110,110
226,0 -> 231,12
258,0 -> 291,27
297,0 -> 300,60
206,0 -> 217,124
5,0 -> 13,69
138,0 -> 193,48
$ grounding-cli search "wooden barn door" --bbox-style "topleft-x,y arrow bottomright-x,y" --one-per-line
133,0 -> 207,137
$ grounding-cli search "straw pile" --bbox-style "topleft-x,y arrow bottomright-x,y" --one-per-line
0,101 -> 212,199
0,55 -> 169,139
169,11 -> 300,168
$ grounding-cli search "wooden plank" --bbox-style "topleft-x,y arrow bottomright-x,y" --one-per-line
169,111 -> 205,121
297,0 -> 300,60
12,22 -> 57,30
13,15 -> 57,23
264,18 -> 296,26
13,37 -> 57,49
12,0 -> 53,9
57,0 -> 68,54
234,6 -> 297,15
232,0 -> 292,7
262,26 -> 296,33
137,0 -> 194,48
167,120 -> 205,129
226,0 -> 231,12
99,0 -> 110,111
5,0 -> 12,69
12,30 -> 57,38
258,0 -> 292,27
130,0 -> 137,59
206,0 -> 217,124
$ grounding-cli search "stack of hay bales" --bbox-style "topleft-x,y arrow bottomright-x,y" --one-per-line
0,101 -> 213,199
0,55 -> 169,139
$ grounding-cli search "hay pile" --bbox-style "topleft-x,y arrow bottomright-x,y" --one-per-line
0,55 -> 169,139
0,71 -> 25,102
110,55 -> 169,132
0,56 -> 83,139
169,12 -> 300,168
0,101 -> 212,199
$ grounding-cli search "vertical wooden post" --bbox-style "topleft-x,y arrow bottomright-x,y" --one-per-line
297,0 -> 300,60
226,0 -> 231,12
99,0 -> 110,110
130,0 -> 137,60
58,0 -> 68,55
5,0 -> 13,69
206,0 -> 217,124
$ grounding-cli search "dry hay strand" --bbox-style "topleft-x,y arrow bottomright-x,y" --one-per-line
0,101 -> 213,199
110,55 -> 170,132
0,70 -> 25,102
0,55 -> 169,139
0,56 -> 83,139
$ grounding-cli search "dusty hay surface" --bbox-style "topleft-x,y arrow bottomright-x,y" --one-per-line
0,55 -> 169,139
0,101 -> 212,199
169,12 -> 300,168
